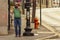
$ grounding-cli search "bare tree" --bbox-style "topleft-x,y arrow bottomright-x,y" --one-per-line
32,0 -> 36,23
46,0 -> 48,8
22,0 -> 25,14
59,0 -> 60,7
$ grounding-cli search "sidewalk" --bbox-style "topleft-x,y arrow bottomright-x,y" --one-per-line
5,14 -> 56,40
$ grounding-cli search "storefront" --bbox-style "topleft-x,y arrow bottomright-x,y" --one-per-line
37,0 -> 60,8
52,0 -> 60,7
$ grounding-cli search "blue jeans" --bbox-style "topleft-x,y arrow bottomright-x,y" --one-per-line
14,18 -> 21,36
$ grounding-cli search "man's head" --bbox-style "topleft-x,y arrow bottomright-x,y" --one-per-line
15,3 -> 18,8
15,2 -> 20,8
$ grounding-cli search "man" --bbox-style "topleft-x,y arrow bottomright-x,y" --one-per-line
13,3 -> 21,37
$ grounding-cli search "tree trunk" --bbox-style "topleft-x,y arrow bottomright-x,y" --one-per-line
46,0 -> 48,8
59,0 -> 60,7
32,0 -> 36,23
22,0 -> 25,14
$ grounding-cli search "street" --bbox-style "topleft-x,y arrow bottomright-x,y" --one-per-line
0,14 -> 54,40
0,8 -> 60,40
1,0 -> 60,40
36,8 -> 60,31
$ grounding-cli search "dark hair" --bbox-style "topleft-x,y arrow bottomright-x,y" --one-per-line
15,5 -> 18,8
16,4 -> 20,6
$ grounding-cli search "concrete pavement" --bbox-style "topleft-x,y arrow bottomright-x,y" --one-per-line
0,8 -> 60,40
0,14 -> 56,40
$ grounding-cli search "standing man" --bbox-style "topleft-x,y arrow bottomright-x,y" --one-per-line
13,3 -> 21,37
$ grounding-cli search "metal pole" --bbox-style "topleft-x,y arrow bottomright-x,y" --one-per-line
8,0 -> 10,31
40,0 -> 41,26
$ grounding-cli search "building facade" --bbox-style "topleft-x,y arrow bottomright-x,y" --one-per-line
38,0 -> 60,8
0,0 -> 8,34
52,0 -> 60,7
40,0 -> 52,8
10,0 -> 60,8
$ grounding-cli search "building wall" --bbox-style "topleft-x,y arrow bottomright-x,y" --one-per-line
0,0 -> 8,26
41,0 -> 52,8
48,0 -> 52,8
0,0 -> 8,34
41,0 -> 60,8
51,0 -> 60,7
41,0 -> 46,8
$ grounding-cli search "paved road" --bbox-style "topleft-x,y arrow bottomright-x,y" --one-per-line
35,8 -> 60,32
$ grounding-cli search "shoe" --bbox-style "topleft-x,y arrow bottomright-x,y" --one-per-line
15,35 -> 17,37
19,35 -> 21,37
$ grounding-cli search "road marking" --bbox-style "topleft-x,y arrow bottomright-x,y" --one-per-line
35,34 -> 58,40
35,39 -> 39,40
37,31 -> 55,34
34,34 -> 39,36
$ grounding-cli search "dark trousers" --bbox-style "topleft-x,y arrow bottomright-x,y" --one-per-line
14,18 -> 21,36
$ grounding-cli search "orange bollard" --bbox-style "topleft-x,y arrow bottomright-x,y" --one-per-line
34,18 -> 39,29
